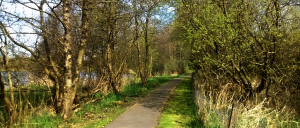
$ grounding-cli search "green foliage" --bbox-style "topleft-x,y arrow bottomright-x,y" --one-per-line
93,93 -> 102,99
174,0 -> 300,101
205,111 -> 220,128
183,64 -> 190,75
174,0 -> 300,127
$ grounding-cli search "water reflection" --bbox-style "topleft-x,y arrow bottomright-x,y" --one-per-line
2,71 -> 133,89
1,71 -> 29,89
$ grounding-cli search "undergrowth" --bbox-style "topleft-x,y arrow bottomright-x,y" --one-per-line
194,83 -> 300,128
2,75 -> 182,128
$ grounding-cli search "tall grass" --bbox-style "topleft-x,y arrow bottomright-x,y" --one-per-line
236,100 -> 300,128
0,84 -> 53,127
194,82 -> 300,128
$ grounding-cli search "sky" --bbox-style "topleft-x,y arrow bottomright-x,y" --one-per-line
0,0 -> 50,56
0,0 -> 176,57
155,5 -> 175,27
0,0 -> 65,57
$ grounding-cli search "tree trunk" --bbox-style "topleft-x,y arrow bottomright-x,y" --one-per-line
4,45 -> 14,105
61,0 -> 76,121
0,34 -> 16,126
106,1 -> 120,94
133,0 -> 144,87
0,73 -> 16,126
7,71 -> 13,103
39,0 -> 64,113
142,10 -> 151,87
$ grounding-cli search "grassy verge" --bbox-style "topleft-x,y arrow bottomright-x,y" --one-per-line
15,75 -> 182,128
157,78 -> 202,128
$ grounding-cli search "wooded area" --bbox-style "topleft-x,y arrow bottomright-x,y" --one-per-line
0,0 -> 188,126
0,0 -> 300,127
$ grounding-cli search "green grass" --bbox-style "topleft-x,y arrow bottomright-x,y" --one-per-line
7,75 -> 182,128
158,78 -> 202,128
22,112 -> 63,128
0,84 -> 53,127
80,75 -> 182,128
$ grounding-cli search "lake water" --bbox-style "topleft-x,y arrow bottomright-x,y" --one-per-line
2,71 -> 133,89
1,71 -> 29,86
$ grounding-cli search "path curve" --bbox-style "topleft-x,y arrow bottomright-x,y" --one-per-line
105,76 -> 190,128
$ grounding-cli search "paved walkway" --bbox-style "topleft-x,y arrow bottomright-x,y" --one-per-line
105,76 -> 190,128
